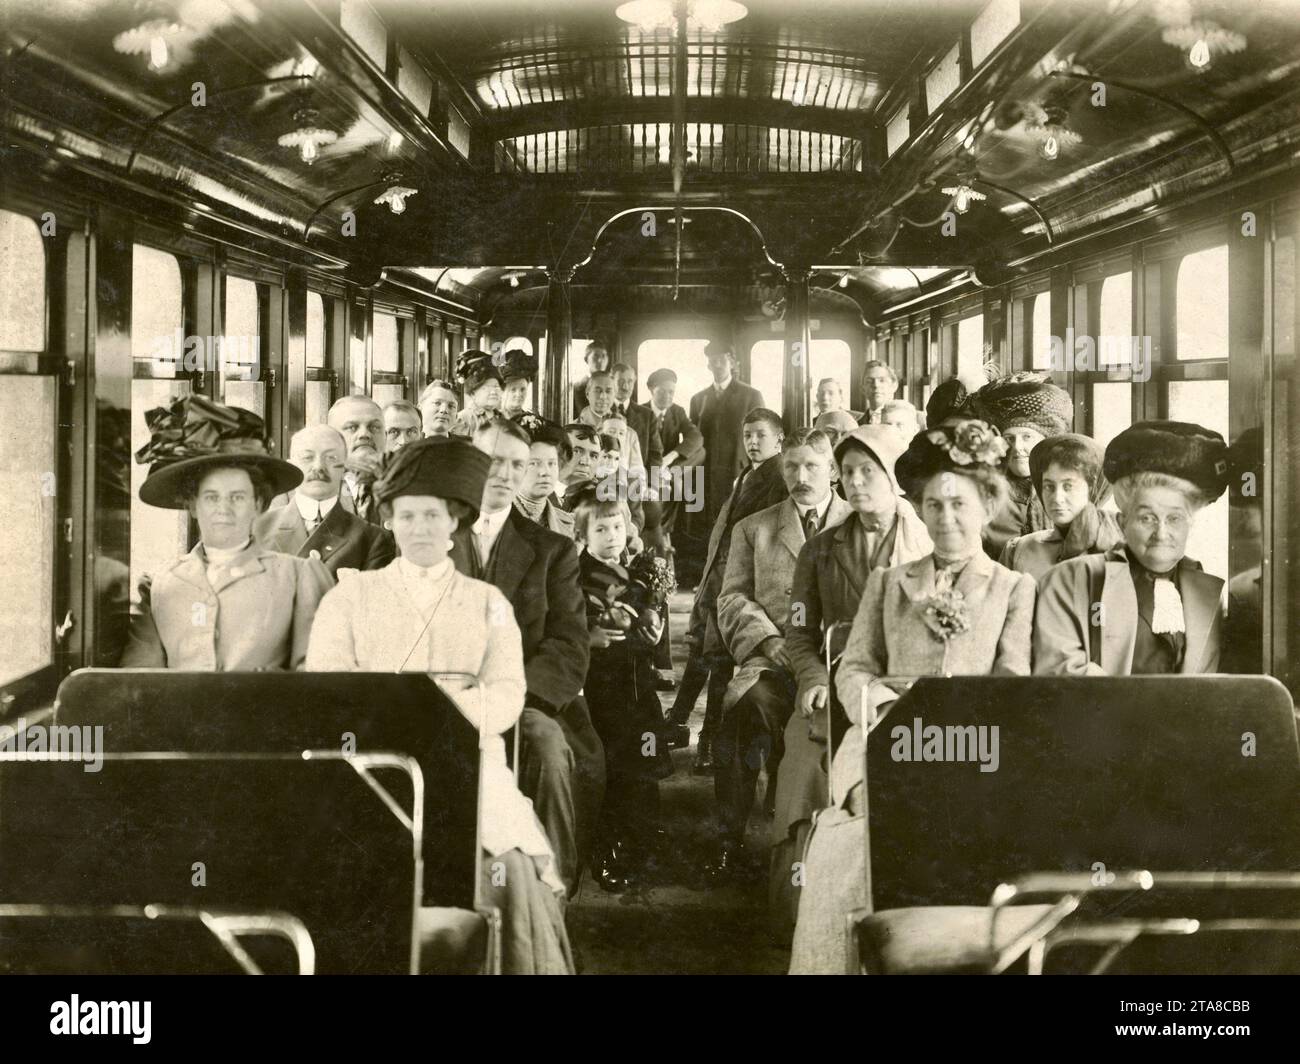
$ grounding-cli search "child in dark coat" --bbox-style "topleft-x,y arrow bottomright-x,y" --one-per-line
573,492 -> 674,892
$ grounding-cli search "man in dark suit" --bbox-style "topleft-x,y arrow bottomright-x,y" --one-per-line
254,425 -> 395,576
450,419 -> 605,898
640,367 -> 704,541
689,340 -> 765,533
571,342 -> 611,422
668,408 -> 788,771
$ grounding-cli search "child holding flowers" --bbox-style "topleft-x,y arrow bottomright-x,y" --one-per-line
572,490 -> 675,892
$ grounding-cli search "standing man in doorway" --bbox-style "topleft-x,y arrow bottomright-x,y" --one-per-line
689,339 -> 764,533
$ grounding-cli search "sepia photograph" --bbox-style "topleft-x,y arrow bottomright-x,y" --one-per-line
0,0 -> 1298,1018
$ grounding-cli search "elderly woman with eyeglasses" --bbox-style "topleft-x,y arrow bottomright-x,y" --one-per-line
1033,421 -> 1229,677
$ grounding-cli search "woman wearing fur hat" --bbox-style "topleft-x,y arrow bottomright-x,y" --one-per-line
1033,421 -> 1229,677
789,422 -> 1036,974
451,348 -> 505,437
120,395 -> 332,670
1000,433 -> 1123,582
973,371 -> 1074,559
305,436 -> 573,974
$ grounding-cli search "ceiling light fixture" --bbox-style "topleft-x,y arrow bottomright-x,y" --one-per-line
374,185 -> 418,215
615,0 -> 747,33
1160,20 -> 1245,71
838,274 -> 850,288
1024,102 -> 1080,161
940,184 -> 986,214
112,19 -> 191,73
278,108 -> 337,165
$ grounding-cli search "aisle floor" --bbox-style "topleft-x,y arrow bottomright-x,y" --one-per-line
567,589 -> 791,975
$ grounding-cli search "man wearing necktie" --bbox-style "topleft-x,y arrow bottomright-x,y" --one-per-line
326,394 -> 386,526
850,360 -> 900,426
710,428 -> 851,880
253,424 -> 395,577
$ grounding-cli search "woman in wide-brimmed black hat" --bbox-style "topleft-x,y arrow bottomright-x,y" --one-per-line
120,395 -> 332,670
305,437 -> 574,974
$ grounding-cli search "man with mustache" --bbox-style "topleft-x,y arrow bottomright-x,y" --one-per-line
450,419 -> 605,898
418,378 -> 460,439
254,424 -> 395,576
326,394 -> 386,524
711,428 -> 850,879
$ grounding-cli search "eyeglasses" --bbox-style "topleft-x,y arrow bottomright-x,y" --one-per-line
1131,512 -> 1189,533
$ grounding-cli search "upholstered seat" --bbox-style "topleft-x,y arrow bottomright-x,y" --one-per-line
856,904 -> 1058,974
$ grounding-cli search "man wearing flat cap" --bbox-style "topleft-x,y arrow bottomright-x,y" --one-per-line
1034,421 -> 1229,676
254,424 -> 395,577
121,395 -> 332,670
973,371 -> 1074,559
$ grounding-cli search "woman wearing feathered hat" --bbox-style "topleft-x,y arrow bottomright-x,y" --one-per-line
498,347 -> 538,421
973,371 -> 1074,559
119,395 -> 332,670
1033,421 -> 1229,676
304,437 -> 574,974
790,421 -> 1036,975
450,348 -> 504,437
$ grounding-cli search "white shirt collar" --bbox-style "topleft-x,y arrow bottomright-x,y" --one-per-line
294,491 -> 339,522
474,505 -> 511,539
651,400 -> 671,416
202,539 -> 252,565
397,556 -> 453,584
714,377 -> 732,393
795,493 -> 834,524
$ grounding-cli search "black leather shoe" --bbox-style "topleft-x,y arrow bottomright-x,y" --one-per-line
655,670 -> 677,691
592,846 -> 635,893
692,736 -> 717,775
664,723 -> 691,749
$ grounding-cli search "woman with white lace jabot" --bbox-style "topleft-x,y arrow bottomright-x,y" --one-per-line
305,437 -> 573,975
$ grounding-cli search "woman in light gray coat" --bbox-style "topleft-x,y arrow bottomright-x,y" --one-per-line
790,421 -> 1037,975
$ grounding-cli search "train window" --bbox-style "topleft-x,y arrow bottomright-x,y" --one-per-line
222,276 -> 262,416
306,291 -> 326,368
1089,381 -> 1131,449
0,376 -> 57,687
1175,245 -> 1229,360
1168,379 -> 1229,579
1097,272 -> 1132,366
638,338 -> 712,407
129,246 -> 190,609
748,339 -> 784,411
806,339 -> 852,410
956,313 -> 984,381
1029,292 -> 1052,370
372,311 -> 399,373
0,209 -> 45,352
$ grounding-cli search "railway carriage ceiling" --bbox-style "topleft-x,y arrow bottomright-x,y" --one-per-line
3,0 -> 1300,312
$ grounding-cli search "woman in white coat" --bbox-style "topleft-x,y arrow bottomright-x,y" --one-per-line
306,437 -> 573,974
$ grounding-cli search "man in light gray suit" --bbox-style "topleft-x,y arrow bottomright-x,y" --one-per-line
712,427 -> 850,877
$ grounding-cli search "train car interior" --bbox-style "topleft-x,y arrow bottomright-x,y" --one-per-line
1,0 -> 1299,976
